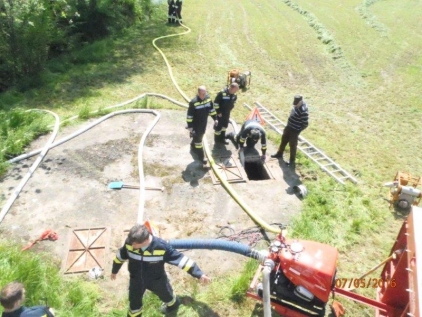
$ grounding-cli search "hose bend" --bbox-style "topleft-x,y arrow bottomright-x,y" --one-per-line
0,109 -> 60,224
168,239 -> 266,262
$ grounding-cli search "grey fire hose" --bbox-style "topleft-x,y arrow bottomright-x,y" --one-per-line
168,239 -> 267,262
262,259 -> 275,317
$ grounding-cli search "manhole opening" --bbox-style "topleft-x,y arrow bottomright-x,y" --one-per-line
244,158 -> 271,181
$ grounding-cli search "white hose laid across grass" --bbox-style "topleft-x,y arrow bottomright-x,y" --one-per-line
0,110 -> 60,224
8,93 -> 186,164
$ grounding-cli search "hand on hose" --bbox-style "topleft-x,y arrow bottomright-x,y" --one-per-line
260,155 -> 266,161
214,120 -> 219,127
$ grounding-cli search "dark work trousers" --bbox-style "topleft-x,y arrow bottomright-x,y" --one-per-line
175,1 -> 182,23
277,125 -> 300,163
190,132 -> 205,161
129,275 -> 174,315
214,116 -> 229,143
168,1 -> 175,23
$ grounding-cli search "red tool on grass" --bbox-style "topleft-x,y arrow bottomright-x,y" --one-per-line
22,229 -> 59,251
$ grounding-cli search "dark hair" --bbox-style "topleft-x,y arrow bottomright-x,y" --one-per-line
0,282 -> 24,309
127,224 -> 150,244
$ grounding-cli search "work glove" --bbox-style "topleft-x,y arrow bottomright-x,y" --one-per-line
214,120 -> 218,127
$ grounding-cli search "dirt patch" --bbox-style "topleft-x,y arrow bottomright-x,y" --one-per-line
0,109 -> 303,309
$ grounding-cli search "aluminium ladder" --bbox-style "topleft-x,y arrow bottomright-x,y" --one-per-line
243,102 -> 357,185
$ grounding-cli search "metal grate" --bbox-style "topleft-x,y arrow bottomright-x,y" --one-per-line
209,155 -> 248,184
64,227 -> 109,274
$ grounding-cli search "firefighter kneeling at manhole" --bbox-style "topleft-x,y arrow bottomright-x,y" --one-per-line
227,119 -> 267,160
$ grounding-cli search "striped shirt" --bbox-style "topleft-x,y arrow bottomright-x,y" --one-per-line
287,102 -> 309,132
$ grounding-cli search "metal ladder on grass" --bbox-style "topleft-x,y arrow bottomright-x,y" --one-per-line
243,102 -> 357,185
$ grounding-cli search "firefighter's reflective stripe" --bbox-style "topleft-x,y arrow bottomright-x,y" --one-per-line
144,250 -> 165,256
166,296 -> 177,306
114,250 -> 126,264
178,256 -> 189,269
261,144 -> 267,150
214,103 -> 220,110
127,252 -> 164,262
194,142 -> 203,149
128,307 -> 143,317
240,137 -> 246,143
186,115 -> 193,123
214,130 -> 221,135
177,256 -> 195,272
193,98 -> 211,106
183,259 -> 195,272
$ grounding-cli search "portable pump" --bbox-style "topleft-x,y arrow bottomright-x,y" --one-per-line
247,232 -> 338,316
227,69 -> 251,89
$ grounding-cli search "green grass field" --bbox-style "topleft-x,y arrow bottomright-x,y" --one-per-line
1,0 -> 421,316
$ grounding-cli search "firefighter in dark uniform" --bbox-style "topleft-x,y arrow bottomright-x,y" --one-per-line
111,224 -> 211,317
167,0 -> 182,24
167,0 -> 174,23
186,86 -> 218,165
228,120 -> 267,160
213,82 -> 239,145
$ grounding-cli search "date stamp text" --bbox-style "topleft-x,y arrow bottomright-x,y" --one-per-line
335,278 -> 396,289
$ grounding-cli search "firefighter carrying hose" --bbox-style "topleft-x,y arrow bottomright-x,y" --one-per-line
214,82 -> 239,145
186,86 -> 218,165
227,120 -> 267,160
111,224 -> 211,317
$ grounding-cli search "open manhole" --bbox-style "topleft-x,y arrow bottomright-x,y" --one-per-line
240,148 -> 274,181
244,158 -> 271,180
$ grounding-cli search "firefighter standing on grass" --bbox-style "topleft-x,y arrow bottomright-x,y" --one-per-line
213,82 -> 239,145
186,86 -> 218,165
111,224 -> 211,317
167,0 -> 183,24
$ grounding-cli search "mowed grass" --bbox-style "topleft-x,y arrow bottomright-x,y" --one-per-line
0,0 -> 421,316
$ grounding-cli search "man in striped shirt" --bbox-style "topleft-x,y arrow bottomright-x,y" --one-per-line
111,224 -> 211,317
271,95 -> 309,169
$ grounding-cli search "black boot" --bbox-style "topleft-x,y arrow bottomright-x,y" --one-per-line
221,131 -> 229,145
196,148 -> 207,165
271,152 -> 283,158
